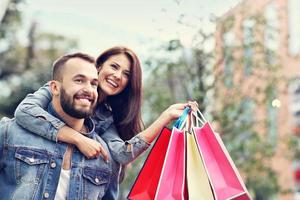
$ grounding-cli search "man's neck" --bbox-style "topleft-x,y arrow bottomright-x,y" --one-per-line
50,100 -> 84,132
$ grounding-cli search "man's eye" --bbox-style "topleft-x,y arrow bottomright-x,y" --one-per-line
75,79 -> 83,83
91,82 -> 98,88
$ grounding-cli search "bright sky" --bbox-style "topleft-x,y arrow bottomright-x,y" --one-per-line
20,0 -> 242,58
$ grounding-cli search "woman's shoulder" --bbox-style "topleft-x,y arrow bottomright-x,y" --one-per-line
93,103 -> 115,134
94,103 -> 113,119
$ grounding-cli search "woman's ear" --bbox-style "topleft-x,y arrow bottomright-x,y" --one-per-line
49,80 -> 60,96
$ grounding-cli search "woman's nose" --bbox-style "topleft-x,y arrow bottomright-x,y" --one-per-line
113,70 -> 122,80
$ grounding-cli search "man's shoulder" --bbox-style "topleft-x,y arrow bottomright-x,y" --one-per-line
1,116 -> 12,122
0,117 -> 14,143
0,117 -> 26,134
0,117 -> 39,138
0,117 -> 55,148
0,117 -> 13,129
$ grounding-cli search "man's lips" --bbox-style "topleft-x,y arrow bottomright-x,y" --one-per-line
75,95 -> 95,104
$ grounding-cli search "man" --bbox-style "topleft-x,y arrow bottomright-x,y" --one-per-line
0,53 -> 117,200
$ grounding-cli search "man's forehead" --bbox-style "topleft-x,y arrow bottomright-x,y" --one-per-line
64,58 -> 97,77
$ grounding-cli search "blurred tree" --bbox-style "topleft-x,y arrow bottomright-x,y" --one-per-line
213,11 -> 289,198
142,39 -> 211,122
122,9 -> 286,200
0,1 -> 77,117
0,0 -> 24,79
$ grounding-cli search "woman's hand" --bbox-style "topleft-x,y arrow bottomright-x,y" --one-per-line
161,101 -> 199,124
138,101 -> 199,143
57,126 -> 109,162
74,134 -> 109,162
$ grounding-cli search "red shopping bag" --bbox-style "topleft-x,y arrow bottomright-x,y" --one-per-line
128,107 -> 190,200
128,127 -> 172,200
193,113 -> 251,200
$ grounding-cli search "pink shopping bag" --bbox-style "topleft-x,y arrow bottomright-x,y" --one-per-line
155,127 -> 186,200
194,122 -> 251,200
128,127 -> 172,200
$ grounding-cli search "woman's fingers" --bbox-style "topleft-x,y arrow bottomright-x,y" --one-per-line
187,101 -> 198,112
78,136 -> 109,162
98,145 -> 109,162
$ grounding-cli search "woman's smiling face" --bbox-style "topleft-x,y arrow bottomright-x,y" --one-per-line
97,53 -> 131,97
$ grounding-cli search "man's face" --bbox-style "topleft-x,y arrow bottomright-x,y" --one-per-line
59,58 -> 98,119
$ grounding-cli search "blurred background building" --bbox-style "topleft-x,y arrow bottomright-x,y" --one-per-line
215,0 -> 300,199
1,0 -> 300,199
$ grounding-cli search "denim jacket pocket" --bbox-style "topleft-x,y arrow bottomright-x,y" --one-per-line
82,167 -> 111,199
82,167 -> 110,185
15,147 -> 49,184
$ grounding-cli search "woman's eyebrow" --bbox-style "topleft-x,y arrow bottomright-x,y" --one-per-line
111,61 -> 120,68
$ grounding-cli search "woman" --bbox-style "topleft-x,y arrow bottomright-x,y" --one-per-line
15,46 -> 197,197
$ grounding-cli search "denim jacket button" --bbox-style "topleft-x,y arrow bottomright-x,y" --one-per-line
50,162 -> 56,168
43,192 -> 49,198
95,177 -> 100,183
29,157 -> 35,163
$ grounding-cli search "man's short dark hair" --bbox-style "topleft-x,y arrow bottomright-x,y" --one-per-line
52,53 -> 95,81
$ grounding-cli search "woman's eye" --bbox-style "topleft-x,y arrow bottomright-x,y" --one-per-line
111,64 -> 118,69
123,73 -> 130,79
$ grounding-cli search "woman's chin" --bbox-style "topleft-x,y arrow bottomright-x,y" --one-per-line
101,88 -> 118,97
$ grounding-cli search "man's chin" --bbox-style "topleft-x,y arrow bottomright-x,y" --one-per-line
76,108 -> 94,115
70,110 -> 93,119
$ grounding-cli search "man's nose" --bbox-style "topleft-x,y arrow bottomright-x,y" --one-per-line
83,83 -> 95,93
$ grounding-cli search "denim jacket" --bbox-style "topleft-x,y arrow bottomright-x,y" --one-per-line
0,103 -> 119,200
14,83 -> 150,165
13,84 -> 150,198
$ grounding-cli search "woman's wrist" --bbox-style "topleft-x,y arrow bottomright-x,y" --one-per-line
57,126 -> 83,145
160,110 -> 173,126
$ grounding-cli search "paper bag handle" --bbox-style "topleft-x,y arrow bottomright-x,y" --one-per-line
174,107 -> 190,130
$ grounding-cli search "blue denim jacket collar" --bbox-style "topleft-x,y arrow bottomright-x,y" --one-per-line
48,102 -> 95,137
93,103 -> 114,134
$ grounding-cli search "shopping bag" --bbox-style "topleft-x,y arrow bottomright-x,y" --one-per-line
154,127 -> 186,200
128,107 -> 190,200
127,127 -> 172,200
193,110 -> 251,200
186,130 -> 214,200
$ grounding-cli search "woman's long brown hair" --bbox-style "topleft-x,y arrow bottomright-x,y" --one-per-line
96,46 -> 144,140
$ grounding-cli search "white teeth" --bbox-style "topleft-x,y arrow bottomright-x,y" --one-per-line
106,79 -> 118,88
77,98 -> 91,105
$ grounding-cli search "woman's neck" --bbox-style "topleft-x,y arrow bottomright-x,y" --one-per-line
98,91 -> 107,103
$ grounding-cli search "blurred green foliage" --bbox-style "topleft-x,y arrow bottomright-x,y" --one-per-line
0,0 -> 77,117
0,1 -> 296,200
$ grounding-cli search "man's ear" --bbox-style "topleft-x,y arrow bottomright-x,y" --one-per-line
97,66 -> 102,74
49,80 -> 60,96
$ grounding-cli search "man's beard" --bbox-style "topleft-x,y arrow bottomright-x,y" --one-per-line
60,87 -> 96,119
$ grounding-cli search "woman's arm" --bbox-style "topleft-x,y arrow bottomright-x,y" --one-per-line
138,102 -> 198,143
101,102 -> 198,165
14,83 -> 108,160
14,83 -> 65,141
